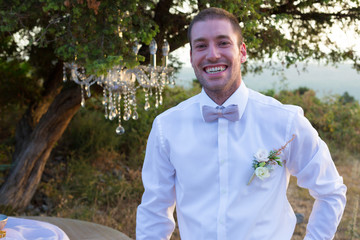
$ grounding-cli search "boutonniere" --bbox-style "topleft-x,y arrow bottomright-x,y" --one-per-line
247,135 -> 295,185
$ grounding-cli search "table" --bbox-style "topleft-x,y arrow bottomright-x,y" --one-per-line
3,217 -> 70,240
22,216 -> 133,240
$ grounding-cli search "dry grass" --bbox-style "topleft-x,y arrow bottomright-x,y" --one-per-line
288,152 -> 360,240
113,153 -> 360,240
139,153 -> 360,240
5,149 -> 358,240
43,154 -> 360,240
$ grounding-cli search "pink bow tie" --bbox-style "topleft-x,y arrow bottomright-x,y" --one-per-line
202,104 -> 240,122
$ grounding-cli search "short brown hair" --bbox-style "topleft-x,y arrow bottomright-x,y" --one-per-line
187,7 -> 244,49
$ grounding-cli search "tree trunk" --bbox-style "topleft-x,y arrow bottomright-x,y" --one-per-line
12,62 -> 64,161
0,84 -> 81,210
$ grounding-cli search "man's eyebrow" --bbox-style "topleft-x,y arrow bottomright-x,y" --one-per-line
192,37 -> 207,44
192,35 -> 232,44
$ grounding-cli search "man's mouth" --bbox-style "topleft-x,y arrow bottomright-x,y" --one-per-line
204,65 -> 227,74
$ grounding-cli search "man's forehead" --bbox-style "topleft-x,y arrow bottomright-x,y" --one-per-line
191,18 -> 232,30
191,19 -> 236,42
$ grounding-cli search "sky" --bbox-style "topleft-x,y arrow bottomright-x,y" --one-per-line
174,61 -> 360,102
171,17 -> 360,102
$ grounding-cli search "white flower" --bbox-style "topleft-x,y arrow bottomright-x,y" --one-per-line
254,149 -> 269,162
255,167 -> 270,180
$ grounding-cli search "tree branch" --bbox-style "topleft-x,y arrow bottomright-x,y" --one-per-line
261,5 -> 358,21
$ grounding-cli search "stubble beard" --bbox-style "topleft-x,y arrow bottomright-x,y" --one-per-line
195,63 -> 242,105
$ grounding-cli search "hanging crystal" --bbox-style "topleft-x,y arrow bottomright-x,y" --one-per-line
132,111 -> 138,120
133,41 -> 142,55
159,94 -> 163,105
127,91 -> 132,119
62,38 -> 174,135
157,84 -> 164,106
130,90 -> 138,120
123,91 -> 131,121
85,84 -> 91,97
111,108 -> 117,119
123,111 -> 131,121
155,90 -> 159,108
144,102 -> 150,111
116,91 -> 125,135
116,125 -> 125,135
103,89 -> 108,119
117,92 -> 122,119
102,89 -> 107,105
63,65 -> 67,82
144,89 -> 150,111
80,85 -> 85,107
108,112 -> 114,120
108,92 -> 116,120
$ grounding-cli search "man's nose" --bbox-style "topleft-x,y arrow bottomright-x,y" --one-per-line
206,44 -> 220,61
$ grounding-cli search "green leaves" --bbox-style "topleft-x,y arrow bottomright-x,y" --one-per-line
0,0 -> 160,72
1,0 -> 360,73
41,0 -> 61,12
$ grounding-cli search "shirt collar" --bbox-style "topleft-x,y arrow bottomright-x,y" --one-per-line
199,81 -> 249,121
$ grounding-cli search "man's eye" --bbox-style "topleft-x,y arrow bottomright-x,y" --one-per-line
219,41 -> 230,46
195,44 -> 206,49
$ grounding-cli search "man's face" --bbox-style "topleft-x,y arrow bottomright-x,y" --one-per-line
190,18 -> 246,103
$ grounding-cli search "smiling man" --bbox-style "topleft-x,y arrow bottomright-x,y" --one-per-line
136,7 -> 346,240
190,17 -> 246,105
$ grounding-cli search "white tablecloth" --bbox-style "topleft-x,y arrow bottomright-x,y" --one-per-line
3,217 -> 70,240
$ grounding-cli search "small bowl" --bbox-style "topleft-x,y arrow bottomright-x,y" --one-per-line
0,214 -> 8,230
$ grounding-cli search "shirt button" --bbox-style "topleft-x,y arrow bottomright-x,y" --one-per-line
220,159 -> 225,165
221,189 -> 226,194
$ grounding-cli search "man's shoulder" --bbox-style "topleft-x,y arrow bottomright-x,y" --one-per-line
247,88 -> 303,115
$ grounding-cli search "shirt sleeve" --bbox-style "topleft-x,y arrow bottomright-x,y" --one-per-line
136,117 -> 176,240
286,108 -> 347,240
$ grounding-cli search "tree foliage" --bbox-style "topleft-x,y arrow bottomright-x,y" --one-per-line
1,0 -> 360,74
1,0 -> 160,74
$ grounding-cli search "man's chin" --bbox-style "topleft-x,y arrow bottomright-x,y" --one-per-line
203,78 -> 228,88
202,83 -> 228,93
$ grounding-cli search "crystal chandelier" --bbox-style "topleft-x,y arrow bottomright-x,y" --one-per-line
63,39 -> 174,135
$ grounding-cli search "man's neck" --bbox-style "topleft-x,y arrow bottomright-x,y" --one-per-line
204,81 -> 241,106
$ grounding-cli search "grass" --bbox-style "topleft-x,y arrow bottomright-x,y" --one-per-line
0,86 -> 359,239
16,145 -> 359,240
288,151 -> 360,240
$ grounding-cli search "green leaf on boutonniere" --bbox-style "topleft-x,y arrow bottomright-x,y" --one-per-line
247,134 -> 296,185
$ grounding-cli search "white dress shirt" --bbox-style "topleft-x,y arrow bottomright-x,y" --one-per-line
136,82 -> 346,240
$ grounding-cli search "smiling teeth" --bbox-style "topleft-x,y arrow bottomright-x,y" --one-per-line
206,66 -> 226,74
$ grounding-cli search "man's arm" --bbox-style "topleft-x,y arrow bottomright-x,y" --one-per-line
286,108 -> 347,240
136,117 -> 176,240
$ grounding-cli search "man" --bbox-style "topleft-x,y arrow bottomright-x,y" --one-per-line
136,7 -> 346,240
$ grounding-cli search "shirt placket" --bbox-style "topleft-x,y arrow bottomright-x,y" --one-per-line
217,117 -> 228,240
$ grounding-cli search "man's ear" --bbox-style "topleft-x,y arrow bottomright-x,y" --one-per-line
240,42 -> 247,63
190,49 -> 192,64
